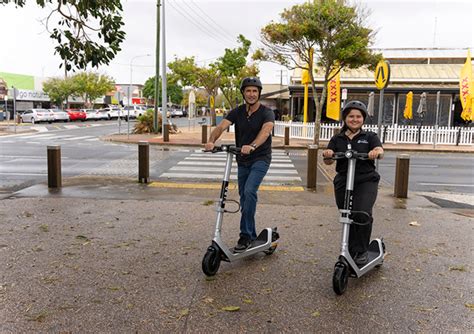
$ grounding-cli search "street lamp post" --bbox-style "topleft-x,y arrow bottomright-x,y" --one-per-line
129,54 -> 151,138
3,95 -> 8,127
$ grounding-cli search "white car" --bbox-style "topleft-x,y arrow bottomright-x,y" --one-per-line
124,105 -> 147,119
50,109 -> 70,122
20,109 -> 55,124
100,107 -> 122,119
83,109 -> 102,121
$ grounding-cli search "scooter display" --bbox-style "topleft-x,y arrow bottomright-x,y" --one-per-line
325,144 -> 386,295
201,144 -> 279,276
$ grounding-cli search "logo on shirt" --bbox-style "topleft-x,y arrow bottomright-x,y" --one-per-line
357,139 -> 369,144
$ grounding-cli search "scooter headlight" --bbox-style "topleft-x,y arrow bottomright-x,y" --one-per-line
345,151 -> 353,159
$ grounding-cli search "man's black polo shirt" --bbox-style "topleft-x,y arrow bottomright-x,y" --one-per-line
225,104 -> 274,165
327,129 -> 382,185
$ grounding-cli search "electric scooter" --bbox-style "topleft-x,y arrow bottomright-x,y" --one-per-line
201,144 -> 279,276
326,144 -> 385,295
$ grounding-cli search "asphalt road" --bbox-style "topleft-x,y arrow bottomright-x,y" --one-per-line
0,120 -> 473,197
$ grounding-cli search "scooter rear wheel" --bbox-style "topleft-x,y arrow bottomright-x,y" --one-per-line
202,247 -> 221,276
333,262 -> 349,295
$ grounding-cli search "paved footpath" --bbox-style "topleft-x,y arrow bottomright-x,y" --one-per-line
0,176 -> 473,333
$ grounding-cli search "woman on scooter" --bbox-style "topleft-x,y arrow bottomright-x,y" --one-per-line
322,100 -> 384,266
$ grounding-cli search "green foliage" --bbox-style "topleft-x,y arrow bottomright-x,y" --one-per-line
42,77 -> 76,107
217,35 -> 259,108
4,0 -> 125,71
142,76 -> 183,105
133,109 -> 162,134
258,0 -> 381,144
167,57 -> 199,87
72,72 -> 115,107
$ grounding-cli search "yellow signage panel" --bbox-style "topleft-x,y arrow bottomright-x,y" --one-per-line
210,95 -> 215,108
375,60 -> 390,90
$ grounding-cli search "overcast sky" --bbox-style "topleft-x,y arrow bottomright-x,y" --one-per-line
1,0 -> 473,86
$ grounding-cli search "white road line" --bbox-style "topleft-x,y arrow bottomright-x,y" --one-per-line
85,138 -> 99,141
169,166 -> 298,174
177,161 -> 295,168
0,172 -> 47,176
160,173 -> 301,181
418,182 -> 474,187
20,133 -> 57,139
63,136 -> 96,141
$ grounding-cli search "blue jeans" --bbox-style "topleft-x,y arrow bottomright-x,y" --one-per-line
237,160 -> 270,240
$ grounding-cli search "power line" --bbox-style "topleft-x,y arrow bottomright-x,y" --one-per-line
168,0 -> 230,48
186,0 -> 236,44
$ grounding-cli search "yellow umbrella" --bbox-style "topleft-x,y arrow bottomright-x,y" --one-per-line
403,91 -> 413,120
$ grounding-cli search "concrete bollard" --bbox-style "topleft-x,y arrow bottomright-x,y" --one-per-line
307,144 -> 319,189
47,145 -> 62,188
202,124 -> 208,144
163,124 -> 170,142
138,141 -> 149,183
394,154 -> 410,198
284,127 -> 290,146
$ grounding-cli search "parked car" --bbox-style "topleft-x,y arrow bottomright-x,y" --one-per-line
100,107 -> 122,119
66,109 -> 87,121
170,109 -> 184,118
123,105 -> 147,119
20,108 -> 55,124
82,109 -> 102,121
50,109 -> 70,122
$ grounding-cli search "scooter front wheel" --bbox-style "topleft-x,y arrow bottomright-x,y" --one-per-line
333,262 -> 349,295
202,246 -> 221,276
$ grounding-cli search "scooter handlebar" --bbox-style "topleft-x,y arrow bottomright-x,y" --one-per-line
324,151 -> 380,160
203,145 -> 241,154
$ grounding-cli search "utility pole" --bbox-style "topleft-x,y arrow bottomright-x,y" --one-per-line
161,0 -> 168,134
154,0 -> 161,133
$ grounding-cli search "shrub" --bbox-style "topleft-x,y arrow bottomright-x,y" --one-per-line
133,109 -> 162,134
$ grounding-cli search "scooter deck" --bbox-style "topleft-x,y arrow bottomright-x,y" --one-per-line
367,240 -> 381,264
229,229 -> 271,253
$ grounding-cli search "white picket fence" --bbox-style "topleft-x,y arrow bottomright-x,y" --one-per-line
273,121 -> 474,146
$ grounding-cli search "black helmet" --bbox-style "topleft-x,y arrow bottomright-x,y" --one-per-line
240,77 -> 262,94
342,100 -> 367,120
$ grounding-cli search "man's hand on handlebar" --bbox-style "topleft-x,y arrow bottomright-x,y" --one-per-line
240,145 -> 255,155
204,142 -> 215,151
322,149 -> 335,165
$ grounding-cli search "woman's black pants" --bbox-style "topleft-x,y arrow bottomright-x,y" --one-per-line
334,180 -> 379,255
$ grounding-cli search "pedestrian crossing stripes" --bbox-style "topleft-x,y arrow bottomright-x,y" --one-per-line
159,150 -> 302,184
0,133 -> 99,142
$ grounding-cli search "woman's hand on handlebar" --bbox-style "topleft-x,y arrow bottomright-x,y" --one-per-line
204,142 -> 215,151
322,149 -> 335,165
368,147 -> 384,160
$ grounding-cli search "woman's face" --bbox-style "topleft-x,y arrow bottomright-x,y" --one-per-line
344,109 -> 364,132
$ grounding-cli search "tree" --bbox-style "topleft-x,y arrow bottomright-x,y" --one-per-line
258,0 -> 381,145
142,76 -> 183,106
72,72 -> 115,108
217,35 -> 259,109
4,0 -> 125,71
42,77 -> 76,108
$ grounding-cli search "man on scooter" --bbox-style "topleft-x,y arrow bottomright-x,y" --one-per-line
204,77 -> 275,252
322,100 -> 384,266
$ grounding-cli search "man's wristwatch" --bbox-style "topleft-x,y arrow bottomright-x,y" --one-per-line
250,143 -> 257,150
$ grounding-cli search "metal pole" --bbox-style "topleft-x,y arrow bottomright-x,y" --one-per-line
376,89 -> 384,170
128,63 -> 132,139
161,0 -> 168,141
47,145 -> 62,188
13,86 -> 17,134
154,0 -> 161,133
433,91 -> 440,148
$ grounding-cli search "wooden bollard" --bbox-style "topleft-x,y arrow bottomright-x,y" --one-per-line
284,127 -> 290,145
163,123 -> 170,142
394,154 -> 410,198
47,145 -> 62,188
202,124 -> 208,144
138,141 -> 149,183
307,144 -> 318,189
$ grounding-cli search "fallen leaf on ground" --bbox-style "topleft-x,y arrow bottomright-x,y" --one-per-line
465,303 -> 474,310
409,221 -> 421,227
178,308 -> 189,318
449,265 -> 467,272
243,298 -> 253,304
39,225 -> 49,232
221,306 -> 240,312
203,297 -> 214,304
311,311 -> 320,317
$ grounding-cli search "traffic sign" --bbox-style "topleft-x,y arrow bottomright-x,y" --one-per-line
375,60 -> 390,90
